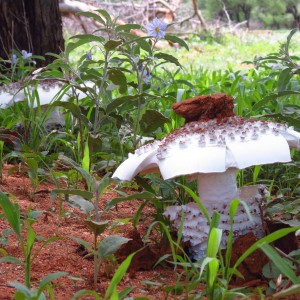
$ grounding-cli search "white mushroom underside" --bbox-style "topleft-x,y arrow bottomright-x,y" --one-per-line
164,183 -> 266,260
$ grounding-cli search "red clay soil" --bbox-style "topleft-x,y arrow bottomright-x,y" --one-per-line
0,164 -> 298,299
0,164 -> 179,299
172,93 -> 235,123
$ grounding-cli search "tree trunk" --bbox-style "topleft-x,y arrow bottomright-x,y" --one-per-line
286,5 -> 300,29
0,0 -> 64,67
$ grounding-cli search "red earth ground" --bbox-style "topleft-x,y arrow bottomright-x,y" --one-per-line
0,164 -> 298,299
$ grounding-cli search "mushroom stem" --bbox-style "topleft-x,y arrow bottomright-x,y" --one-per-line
196,168 -> 239,210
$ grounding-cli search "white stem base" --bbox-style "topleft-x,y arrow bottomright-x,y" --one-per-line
164,169 -> 266,260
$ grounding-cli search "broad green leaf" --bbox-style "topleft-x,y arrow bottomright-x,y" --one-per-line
253,165 -> 262,184
116,24 -> 141,32
51,102 -> 91,128
0,256 -> 22,265
97,9 -> 112,22
278,68 -> 292,92
68,236 -> 94,254
98,235 -> 131,259
82,141 -> 90,173
76,11 -> 105,26
199,257 -> 215,279
107,69 -> 127,93
38,272 -> 68,294
226,199 -> 241,268
28,210 -> 44,220
154,52 -> 181,67
105,191 -> 159,208
26,223 -> 35,256
210,211 -> 221,230
84,220 -> 108,236
110,286 -> 118,300
208,258 -> 219,288
165,35 -> 189,50
104,252 -> 136,300
106,94 -> 141,114
70,289 -> 101,300
118,286 -> 135,298
252,90 -> 300,111
95,176 -> 112,197
178,184 -> 210,222
51,189 -> 93,201
285,28 -> 299,53
207,227 -> 222,258
229,199 -> 241,222
104,40 -> 122,51
68,195 -> 95,214
0,192 -> 21,239
262,113 -> 300,129
66,40 -> 95,57
119,33 -> 152,54
135,38 -> 152,54
58,155 -> 93,187
26,158 -> 38,189
9,282 -> 32,298
259,243 -> 300,284
69,34 -> 105,44
139,109 -> 170,133
163,284 -> 184,295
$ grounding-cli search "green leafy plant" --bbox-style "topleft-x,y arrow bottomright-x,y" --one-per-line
4,149 -> 54,198
51,154 -> 132,285
34,10 -> 189,169
11,272 -> 67,300
0,191 -> 64,289
253,28 -> 300,128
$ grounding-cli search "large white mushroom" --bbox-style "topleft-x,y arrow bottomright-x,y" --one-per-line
113,93 -> 300,259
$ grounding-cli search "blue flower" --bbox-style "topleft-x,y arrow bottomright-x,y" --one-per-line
141,70 -> 151,83
11,54 -> 17,64
146,17 -> 168,38
21,50 -> 32,59
86,52 -> 92,61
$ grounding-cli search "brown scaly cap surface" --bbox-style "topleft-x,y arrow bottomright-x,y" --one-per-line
172,93 -> 235,123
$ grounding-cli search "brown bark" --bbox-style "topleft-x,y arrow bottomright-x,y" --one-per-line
192,0 -> 208,31
0,0 -> 64,66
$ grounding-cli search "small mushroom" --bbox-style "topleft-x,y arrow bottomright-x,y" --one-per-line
0,80 -> 89,108
112,93 -> 300,259
0,79 -> 91,130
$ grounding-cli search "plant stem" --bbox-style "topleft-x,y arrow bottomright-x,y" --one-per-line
93,233 -> 98,285
93,52 -> 109,135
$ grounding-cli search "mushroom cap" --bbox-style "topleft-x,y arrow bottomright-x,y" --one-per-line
112,116 -> 299,181
0,80 -> 90,108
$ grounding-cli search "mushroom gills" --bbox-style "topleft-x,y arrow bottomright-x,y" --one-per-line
163,184 -> 266,260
